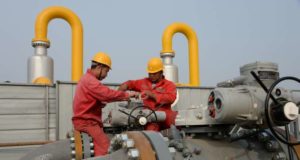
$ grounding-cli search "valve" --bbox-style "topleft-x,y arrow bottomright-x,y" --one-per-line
251,71 -> 300,145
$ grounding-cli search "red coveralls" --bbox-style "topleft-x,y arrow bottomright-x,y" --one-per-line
122,77 -> 177,131
72,69 -> 129,156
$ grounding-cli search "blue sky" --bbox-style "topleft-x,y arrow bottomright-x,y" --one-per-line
0,0 -> 300,86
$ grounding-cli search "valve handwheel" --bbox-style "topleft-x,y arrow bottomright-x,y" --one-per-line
264,76 -> 300,145
119,105 -> 158,129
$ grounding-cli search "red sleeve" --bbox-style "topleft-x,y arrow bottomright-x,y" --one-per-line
123,80 -> 142,92
154,82 -> 177,105
87,79 -> 129,102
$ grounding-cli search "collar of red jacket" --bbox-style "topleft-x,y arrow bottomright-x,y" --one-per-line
86,69 -> 97,78
146,76 -> 166,86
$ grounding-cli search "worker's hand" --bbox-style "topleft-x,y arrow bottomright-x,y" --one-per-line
128,92 -> 139,99
141,90 -> 156,100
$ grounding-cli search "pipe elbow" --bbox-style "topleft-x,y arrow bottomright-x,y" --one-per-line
32,6 -> 83,43
161,22 -> 200,86
161,22 -> 198,54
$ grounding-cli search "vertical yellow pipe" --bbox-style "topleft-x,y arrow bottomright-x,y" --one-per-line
161,22 -> 200,86
32,6 -> 83,82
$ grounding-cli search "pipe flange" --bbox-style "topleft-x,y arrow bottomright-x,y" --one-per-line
69,130 -> 95,159
32,41 -> 50,48
127,148 -> 140,160
160,52 -> 175,58
81,132 -> 94,158
109,134 -> 129,152
142,131 -> 173,160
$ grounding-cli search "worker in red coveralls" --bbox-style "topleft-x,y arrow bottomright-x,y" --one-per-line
118,57 -> 177,131
72,52 -> 138,156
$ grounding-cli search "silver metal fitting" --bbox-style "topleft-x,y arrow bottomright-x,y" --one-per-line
122,139 -> 135,148
110,134 -> 130,152
258,132 -> 270,142
160,52 -> 175,58
128,148 -> 139,159
90,150 -> 95,156
70,137 -> 75,142
70,143 -> 75,149
163,137 -> 169,142
32,41 -> 50,48
118,134 -> 129,141
90,142 -> 94,148
89,137 -> 93,142
169,147 -> 176,153
272,152 -> 286,160
112,134 -> 129,145
265,140 -> 279,152
71,150 -> 76,156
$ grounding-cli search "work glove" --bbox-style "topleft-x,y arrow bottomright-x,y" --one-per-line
128,92 -> 139,99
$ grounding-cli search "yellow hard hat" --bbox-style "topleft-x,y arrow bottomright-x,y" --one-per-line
92,52 -> 112,69
32,76 -> 52,85
147,57 -> 163,73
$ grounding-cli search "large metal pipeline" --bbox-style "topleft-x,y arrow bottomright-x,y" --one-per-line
19,127 -> 288,160
0,141 -> 52,147
29,6 -> 83,84
161,22 -> 200,86
20,131 -> 95,160
20,139 -> 71,160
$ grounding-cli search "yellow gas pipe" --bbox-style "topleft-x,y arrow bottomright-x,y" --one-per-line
32,6 -> 83,82
161,22 -> 200,86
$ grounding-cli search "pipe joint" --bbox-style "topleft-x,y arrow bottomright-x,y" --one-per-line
160,52 -> 175,58
160,50 -> 175,54
32,41 -> 50,48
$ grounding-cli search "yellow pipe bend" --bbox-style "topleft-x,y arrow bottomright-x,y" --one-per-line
32,6 -> 83,82
161,22 -> 200,86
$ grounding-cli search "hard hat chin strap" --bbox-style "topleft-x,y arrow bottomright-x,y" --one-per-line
98,66 -> 104,80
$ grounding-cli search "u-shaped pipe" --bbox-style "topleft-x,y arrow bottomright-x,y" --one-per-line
30,6 -> 83,83
161,22 -> 200,86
